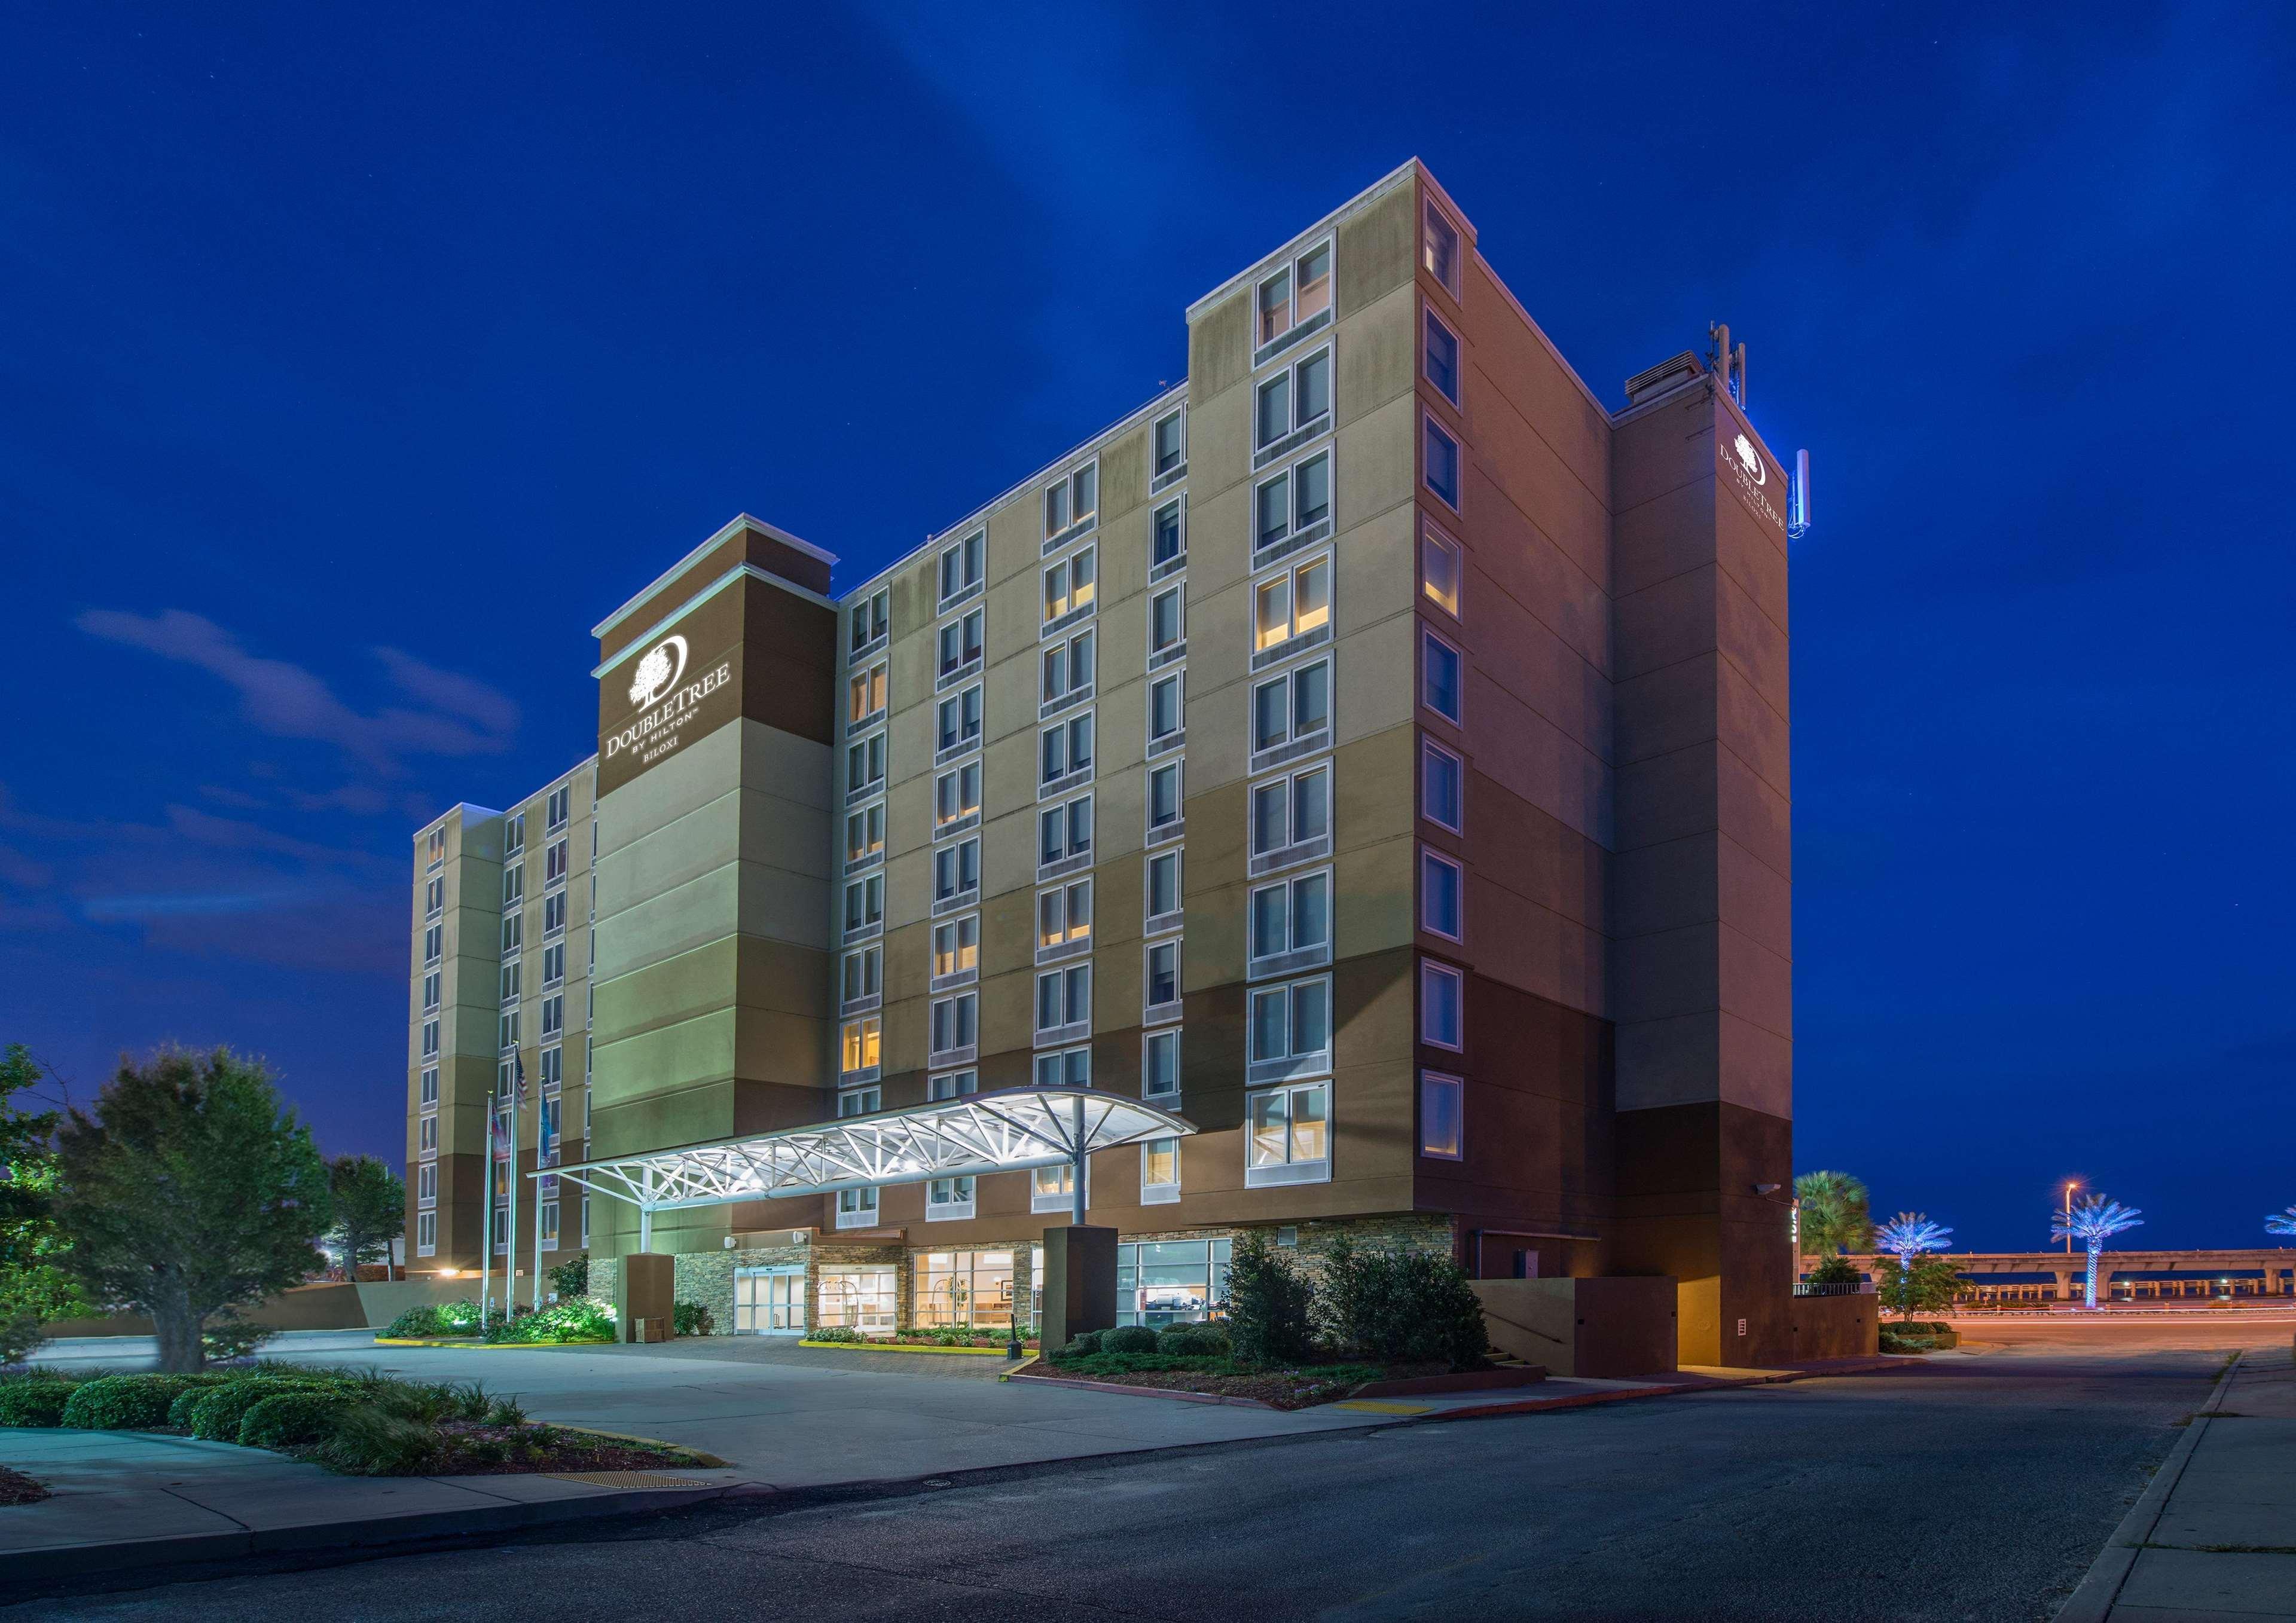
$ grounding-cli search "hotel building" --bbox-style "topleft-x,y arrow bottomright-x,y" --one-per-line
404,159 -> 1798,1364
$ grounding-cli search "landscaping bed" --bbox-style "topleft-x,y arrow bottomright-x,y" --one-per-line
1879,1321 -> 1961,1352
1028,1353 -> 1397,1410
0,1464 -> 49,1506
803,1327 -> 1038,1353
381,1298 -> 617,1346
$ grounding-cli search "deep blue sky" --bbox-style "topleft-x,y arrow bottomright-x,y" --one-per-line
4,5 -> 2291,1252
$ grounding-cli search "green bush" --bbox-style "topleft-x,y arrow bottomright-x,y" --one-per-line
60,1373 -> 224,1431
1062,1329 -> 1103,1356
202,1313 -> 275,1363
237,1389 -> 354,1449
1805,1255 -> 1861,1286
2,1310 -> 50,1369
484,1299 -> 613,1344
548,1252 -> 590,1298
808,1325 -> 865,1343
188,1377 -> 329,1441
671,1301 -> 713,1337
313,1403 -> 437,1476
1101,1326 -> 1159,1355
1156,1324 -> 1231,1357
1317,1237 -> 1490,1371
1223,1230 -> 1317,1367
384,1300 -> 490,1338
0,1376 -> 80,1428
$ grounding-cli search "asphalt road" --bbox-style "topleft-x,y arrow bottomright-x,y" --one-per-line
5,1329 -> 2251,1622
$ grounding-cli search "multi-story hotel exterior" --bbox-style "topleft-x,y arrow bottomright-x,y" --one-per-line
405,159 -> 1798,1364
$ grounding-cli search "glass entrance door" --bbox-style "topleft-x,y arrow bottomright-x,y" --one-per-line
735,1266 -> 807,1335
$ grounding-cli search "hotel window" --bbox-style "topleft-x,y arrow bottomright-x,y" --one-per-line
848,663 -> 888,726
1147,759 -> 1183,837
540,1044 -> 562,1089
1037,879 -> 1092,949
425,877 -> 444,918
539,1200 -> 560,1248
547,785 -> 570,831
1143,1028 -> 1180,1099
924,1178 -> 977,1222
931,915 -> 979,979
426,827 -> 447,869
1150,498 -> 1184,570
420,1066 -> 438,1105
1246,1080 -> 1330,1185
1420,1072 -> 1464,1160
1149,585 -> 1185,659
1043,546 -> 1097,624
929,992 -> 978,1057
1043,627 -> 1095,705
545,837 -> 569,886
937,607 -> 985,678
1145,849 -> 1183,924
500,961 -> 521,1005
1153,408 -> 1186,478
1248,974 -> 1332,1078
417,1162 -> 438,1203
841,1016 -> 882,1075
1254,347 -> 1332,451
1035,964 -> 1091,1034
1031,1160 -> 1085,1215
424,924 -> 442,965
1421,521 -> 1462,618
844,873 -> 884,933
1424,307 -> 1461,405
1144,939 -> 1180,1016
1250,870 -> 1332,967
846,802 -> 886,863
541,995 -> 563,1038
1251,659 -> 1332,754
1251,763 -> 1330,860
416,1211 -> 436,1255
846,732 -> 886,796
1424,415 -> 1462,509
851,588 -> 889,653
938,530 -> 985,604
1033,1046 -> 1091,1089
936,684 -> 984,753
419,1114 -> 438,1151
1422,739 -> 1464,832
1254,554 -> 1332,655
1147,671 -> 1184,749
1422,629 -> 1463,724
1116,1237 -> 1231,1328
422,971 -> 441,1013
933,838 -> 981,904
838,1086 -> 881,1118
422,1019 -> 439,1059
1039,795 -> 1092,866
1141,1137 -> 1181,1203
929,1069 -> 978,1102
502,864 -> 524,908
1422,960 -> 1464,1050
501,912 -> 521,955
1041,713 -> 1094,785
542,942 -> 564,987
1044,461 -> 1098,538
504,814 -> 526,858
1258,239 -> 1333,345
1424,198 -> 1461,294
1254,450 -> 1332,555
841,945 -> 881,1005
545,891 -> 567,934
1421,849 -> 1464,941
836,1187 -> 881,1230
581,1194 -> 591,1246
935,761 -> 983,829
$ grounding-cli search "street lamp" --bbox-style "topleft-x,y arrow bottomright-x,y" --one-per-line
2063,1181 -> 2080,1257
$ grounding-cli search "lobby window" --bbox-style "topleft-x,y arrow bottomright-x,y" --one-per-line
1149,585 -> 1185,660
547,785 -> 571,832
1421,521 -> 1462,618
1424,307 -> 1461,405
936,761 -> 983,829
1148,672 -> 1184,750
847,802 -> 886,863
1424,415 -> 1462,510
1248,974 -> 1332,1079
1039,795 -> 1092,866
1255,555 -> 1332,656
938,530 -> 985,606
933,838 -> 981,904
1420,1072 -> 1464,1160
846,732 -> 886,796
844,873 -> 884,934
420,1066 -> 438,1106
841,944 -> 881,1007
1151,498 -> 1184,571
834,1188 -> 881,1232
1421,961 -> 1464,1051
1251,763 -> 1330,861
1246,1080 -> 1330,1186
1141,1137 -> 1181,1204
1145,849 -> 1183,925
936,684 -> 983,753
1143,1028 -> 1180,1099
924,1178 -> 978,1224
851,589 -> 889,653
1422,739 -> 1464,833
848,663 -> 888,726
1255,347 -> 1332,451
1144,939 -> 1180,1016
929,992 -> 977,1058
1423,198 -> 1461,294
423,924 -> 442,966
819,1264 -> 896,1334
1254,450 -> 1332,556
1038,879 -> 1092,950
1043,546 -> 1097,624
1422,630 -> 1463,725
929,1069 -> 978,1102
1043,627 -> 1095,705
1147,760 -> 1183,838
1251,659 -> 1332,754
1041,714 -> 1095,787
1257,239 -> 1333,346
1035,964 -> 1091,1034
1032,1160 -> 1085,1215
1034,1045 -> 1091,1089
1117,1237 -> 1230,1328
840,1016 -> 882,1076
932,914 -> 979,979
1421,849 -> 1464,941
1250,870 -> 1331,968
1153,408 -> 1186,478
838,1085 -> 881,1118
938,607 -> 984,678
1044,461 -> 1098,538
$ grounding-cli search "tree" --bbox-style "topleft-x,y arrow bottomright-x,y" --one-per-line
1,1045 -> 92,1364
53,1047 -> 332,1371
1876,1254 -> 1962,1319
326,1155 -> 405,1279
1794,1170 -> 1873,1259
2050,1194 -> 2142,1310
1219,1229 -> 1316,1367
1317,1235 -> 1490,1370
1874,1212 -> 1953,1266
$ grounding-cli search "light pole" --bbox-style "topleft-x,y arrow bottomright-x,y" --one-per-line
2063,1181 -> 2079,1257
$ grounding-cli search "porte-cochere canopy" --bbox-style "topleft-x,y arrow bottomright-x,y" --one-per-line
538,1087 -> 1195,1215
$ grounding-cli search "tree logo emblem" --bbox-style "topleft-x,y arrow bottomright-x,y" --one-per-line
627,635 -> 689,708
1733,433 -> 1766,485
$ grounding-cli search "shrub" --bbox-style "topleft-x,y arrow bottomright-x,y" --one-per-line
61,1373 -> 224,1431
1062,1329 -> 1103,1356
483,1395 -> 526,1427
202,1314 -> 275,1363
1222,1230 -> 1317,1367
549,1252 -> 590,1298
485,1299 -> 613,1344
314,1403 -> 436,1476
2,1312 -> 49,1370
0,1376 -> 80,1428
1101,1326 -> 1159,1355
1317,1237 -> 1490,1371
1157,1324 -> 1231,1357
189,1377 -> 329,1441
671,1301 -> 713,1337
386,1300 -> 493,1338
238,1389 -> 354,1450
1805,1255 -> 1861,1286
808,1325 -> 865,1343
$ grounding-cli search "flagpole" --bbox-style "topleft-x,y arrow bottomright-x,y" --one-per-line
508,1051 -> 524,1325
478,1081 -> 494,1328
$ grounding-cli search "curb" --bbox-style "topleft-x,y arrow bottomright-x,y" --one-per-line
548,1424 -> 729,1468
1007,1370 -> 1283,1409
794,1340 -> 1034,1357
370,1337 -> 613,1350
2051,1350 -> 2243,1622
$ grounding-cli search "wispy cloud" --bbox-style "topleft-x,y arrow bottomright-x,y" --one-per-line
75,609 -> 518,771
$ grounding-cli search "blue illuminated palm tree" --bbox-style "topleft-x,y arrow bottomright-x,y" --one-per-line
2051,1194 -> 2142,1309
2266,1208 -> 2296,1238
1873,1212 -> 1953,1265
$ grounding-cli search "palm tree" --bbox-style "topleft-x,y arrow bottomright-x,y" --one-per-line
2051,1194 -> 2142,1309
1874,1212 -> 1953,1265
1795,1170 -> 1873,1259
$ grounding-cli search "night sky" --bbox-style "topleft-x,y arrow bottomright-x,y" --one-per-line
5,6 -> 2291,1252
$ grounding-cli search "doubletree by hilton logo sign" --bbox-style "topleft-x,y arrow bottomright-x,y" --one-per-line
606,632 -> 733,772
1718,430 -> 1787,534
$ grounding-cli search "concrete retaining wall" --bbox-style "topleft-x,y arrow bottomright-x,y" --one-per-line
36,1276 -> 482,1338
1471,1277 -> 1680,1378
1787,1293 -> 1879,1358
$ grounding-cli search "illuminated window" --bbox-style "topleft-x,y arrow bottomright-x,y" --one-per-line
935,761 -> 983,827
1254,555 -> 1331,655
1419,1072 -> 1464,1160
1246,1081 -> 1330,1184
1257,240 -> 1332,346
840,1016 -> 881,1075
932,915 -> 979,979
846,802 -> 886,862
1421,521 -> 1461,617
1043,547 -> 1098,623
848,664 -> 888,725
1423,200 -> 1461,294
1141,1138 -> 1181,1203
1037,879 -> 1092,949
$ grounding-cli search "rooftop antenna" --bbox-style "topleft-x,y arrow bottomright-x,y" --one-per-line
1787,449 -> 1812,540
1707,322 -> 1748,408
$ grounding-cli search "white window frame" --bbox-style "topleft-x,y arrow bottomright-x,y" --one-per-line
1419,1071 -> 1464,1161
841,943 -> 883,1010
1424,412 -> 1463,512
931,913 -> 980,986
929,991 -> 978,1061
936,683 -> 984,758
1144,848 -> 1184,934
1245,1079 -> 1332,1187
926,1175 -> 977,1222
1031,1159 -> 1088,1215
1248,867 -> 1333,976
935,759 -> 984,832
844,872 -> 886,938
1421,847 -> 1465,943
1141,1136 -> 1181,1205
1147,581 -> 1186,666
1143,1027 -> 1181,1101
1421,628 -> 1464,725
846,729 -> 887,798
1037,791 -> 1093,875
1423,197 -> 1463,296
1043,460 -> 1098,541
1249,760 -> 1332,875
933,836 -> 982,909
1252,551 -> 1333,662
1253,448 -> 1335,567
928,1069 -> 979,1102
838,1084 -> 883,1118
1256,237 -> 1334,349
1150,495 -> 1186,577
1036,878 -> 1093,955
1034,962 -> 1092,1045
1143,937 -> 1181,1023
1421,959 -> 1465,1052
937,606 -> 985,684
1254,344 -> 1333,455
1421,518 -> 1463,621
1247,973 -> 1333,1086
419,1066 -> 439,1106
836,1185 -> 881,1230
1146,757 -> 1184,843
1033,1044 -> 1091,1090
841,1015 -> 883,1078
417,1162 -> 438,1204
851,589 -> 890,656
847,800 -> 887,864
1250,656 -> 1333,769
416,1211 -> 436,1256
1421,738 -> 1464,835
1423,304 -> 1462,406
848,661 -> 889,728
1152,406 -> 1187,482
937,529 -> 986,609
1042,625 -> 1097,710
1146,668 -> 1185,754
1040,710 -> 1095,793
1042,543 -> 1098,629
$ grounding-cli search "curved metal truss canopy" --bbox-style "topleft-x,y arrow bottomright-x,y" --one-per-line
535,1087 -> 1195,1217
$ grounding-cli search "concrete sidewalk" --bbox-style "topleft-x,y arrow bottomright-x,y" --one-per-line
2059,1339 -> 2296,1621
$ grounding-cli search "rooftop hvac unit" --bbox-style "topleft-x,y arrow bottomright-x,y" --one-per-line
1623,352 -> 1702,406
